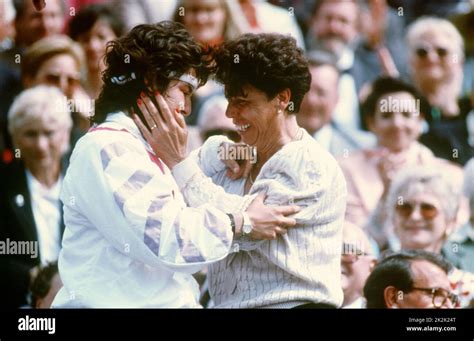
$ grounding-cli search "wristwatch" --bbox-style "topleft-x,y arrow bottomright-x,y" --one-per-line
241,212 -> 253,236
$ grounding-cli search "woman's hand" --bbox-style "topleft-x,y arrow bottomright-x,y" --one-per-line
219,141 -> 254,180
245,192 -> 301,240
133,91 -> 188,169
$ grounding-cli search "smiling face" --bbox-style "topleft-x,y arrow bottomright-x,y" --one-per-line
14,115 -> 69,172
368,91 -> 423,152
182,0 -> 226,44
310,0 -> 359,55
29,53 -> 81,99
225,84 -> 283,147
409,32 -> 461,85
394,191 -> 453,253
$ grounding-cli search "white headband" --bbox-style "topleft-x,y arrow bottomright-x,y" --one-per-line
168,72 -> 199,90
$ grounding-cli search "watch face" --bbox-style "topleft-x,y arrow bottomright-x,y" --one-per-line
243,224 -> 252,234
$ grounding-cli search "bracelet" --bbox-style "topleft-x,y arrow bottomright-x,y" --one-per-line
226,213 -> 236,234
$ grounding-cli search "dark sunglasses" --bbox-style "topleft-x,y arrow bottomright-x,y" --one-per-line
415,46 -> 449,59
395,202 -> 439,220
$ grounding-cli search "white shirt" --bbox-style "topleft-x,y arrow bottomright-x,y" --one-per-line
334,49 -> 360,131
313,124 -> 333,151
172,131 -> 347,308
26,170 -> 62,265
52,112 -> 234,308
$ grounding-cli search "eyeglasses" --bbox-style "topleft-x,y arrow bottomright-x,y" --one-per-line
341,243 -> 372,263
409,287 -> 459,308
415,46 -> 449,59
395,202 -> 439,220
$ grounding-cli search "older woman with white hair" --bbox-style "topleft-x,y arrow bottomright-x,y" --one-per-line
0,85 -> 72,308
385,166 -> 474,307
405,17 -> 474,165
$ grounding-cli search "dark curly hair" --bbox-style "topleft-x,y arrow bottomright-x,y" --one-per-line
214,33 -> 311,113
93,21 -> 214,123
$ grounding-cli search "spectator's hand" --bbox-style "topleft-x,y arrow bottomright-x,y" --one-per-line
377,46 -> 399,77
134,91 -> 188,169
364,0 -> 388,49
245,192 -> 301,240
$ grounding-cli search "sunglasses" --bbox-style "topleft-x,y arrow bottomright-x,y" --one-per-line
395,202 -> 439,220
415,46 -> 449,59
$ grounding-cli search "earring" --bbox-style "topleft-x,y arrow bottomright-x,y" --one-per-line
278,109 -> 283,115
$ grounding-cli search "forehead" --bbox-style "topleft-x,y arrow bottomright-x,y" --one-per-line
375,91 -> 420,114
227,84 -> 267,101
19,114 -> 63,130
317,1 -> 358,19
309,65 -> 339,86
410,260 -> 450,289
89,19 -> 116,35
184,0 -> 223,9
38,54 -> 80,73
399,188 -> 442,205
414,32 -> 455,49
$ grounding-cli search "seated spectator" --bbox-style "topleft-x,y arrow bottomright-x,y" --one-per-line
30,261 -> 62,309
68,3 -> 125,99
1,34 -> 92,157
364,249 -> 458,309
0,85 -> 72,308
406,17 -> 474,165
298,50 -> 375,157
341,221 -> 377,308
385,166 -> 474,307
338,77 -> 463,248
444,157 -> 474,272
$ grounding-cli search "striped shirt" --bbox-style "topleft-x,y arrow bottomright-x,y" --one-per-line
53,112 -> 234,308
172,132 -> 347,308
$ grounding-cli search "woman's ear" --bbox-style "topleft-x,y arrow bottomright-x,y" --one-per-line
276,88 -> 291,111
